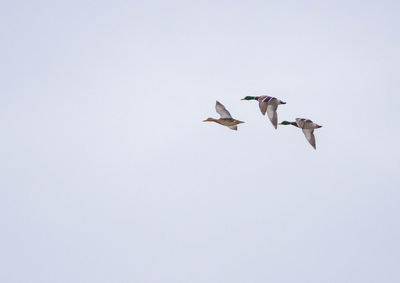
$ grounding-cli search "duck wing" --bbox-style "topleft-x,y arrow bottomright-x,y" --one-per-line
302,129 -> 316,149
266,104 -> 278,129
228,125 -> 238,131
215,101 -> 232,118
258,96 -> 272,115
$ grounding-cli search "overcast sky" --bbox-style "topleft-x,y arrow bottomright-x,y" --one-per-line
1,0 -> 400,282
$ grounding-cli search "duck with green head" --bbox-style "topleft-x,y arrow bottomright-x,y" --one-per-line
241,95 -> 286,129
279,118 -> 322,149
203,101 -> 245,131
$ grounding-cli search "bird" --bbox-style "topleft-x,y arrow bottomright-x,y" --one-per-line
279,118 -> 322,149
241,95 -> 286,129
203,101 -> 245,130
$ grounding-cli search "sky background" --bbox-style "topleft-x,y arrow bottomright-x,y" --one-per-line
1,0 -> 400,282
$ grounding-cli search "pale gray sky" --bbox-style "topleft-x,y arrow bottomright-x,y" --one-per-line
1,1 -> 400,282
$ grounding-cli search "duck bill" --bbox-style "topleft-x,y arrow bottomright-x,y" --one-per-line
240,98 -> 246,100
316,125 -> 322,128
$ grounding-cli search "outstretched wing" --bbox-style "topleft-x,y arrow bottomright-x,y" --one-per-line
228,125 -> 238,131
258,96 -> 271,115
266,104 -> 278,129
215,101 -> 232,118
302,129 -> 316,149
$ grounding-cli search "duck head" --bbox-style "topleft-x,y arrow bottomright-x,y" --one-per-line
241,96 -> 257,100
203,118 -> 216,122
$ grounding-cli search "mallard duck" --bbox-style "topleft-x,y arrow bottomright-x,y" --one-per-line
241,96 -> 286,129
203,101 -> 245,130
279,118 -> 322,149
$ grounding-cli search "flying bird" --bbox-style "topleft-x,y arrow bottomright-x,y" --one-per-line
241,95 -> 286,129
279,118 -> 322,149
203,101 -> 245,131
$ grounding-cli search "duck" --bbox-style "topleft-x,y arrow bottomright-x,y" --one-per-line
203,101 -> 245,130
279,118 -> 322,149
241,95 -> 286,129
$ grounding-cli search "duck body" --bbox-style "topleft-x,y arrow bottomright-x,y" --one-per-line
203,118 -> 245,128
295,118 -> 321,130
280,118 -> 322,149
241,95 -> 286,129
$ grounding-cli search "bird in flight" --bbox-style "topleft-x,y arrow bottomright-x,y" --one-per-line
203,101 -> 245,131
279,118 -> 322,149
241,95 -> 286,129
